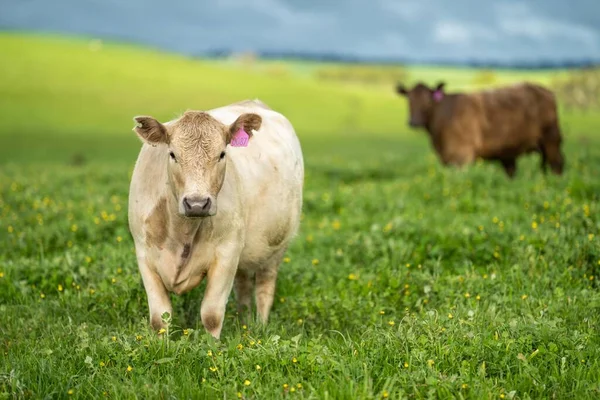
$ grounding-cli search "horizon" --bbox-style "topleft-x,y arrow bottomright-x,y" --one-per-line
1,0 -> 599,68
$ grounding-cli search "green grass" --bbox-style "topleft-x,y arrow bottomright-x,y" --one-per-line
1,33 -> 600,399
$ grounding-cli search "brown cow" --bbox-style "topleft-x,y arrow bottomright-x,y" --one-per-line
395,81 -> 564,177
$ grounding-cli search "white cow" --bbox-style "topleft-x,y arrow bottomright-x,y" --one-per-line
128,99 -> 304,339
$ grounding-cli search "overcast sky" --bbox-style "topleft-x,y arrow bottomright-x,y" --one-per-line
1,0 -> 599,62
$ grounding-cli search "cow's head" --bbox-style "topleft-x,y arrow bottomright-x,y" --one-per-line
133,111 -> 262,218
396,81 -> 446,128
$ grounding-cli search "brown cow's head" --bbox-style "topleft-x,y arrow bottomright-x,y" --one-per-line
133,111 -> 262,218
396,82 -> 446,128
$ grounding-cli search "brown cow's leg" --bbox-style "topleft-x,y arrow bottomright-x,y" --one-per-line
542,123 -> 564,175
539,144 -> 548,174
500,159 -> 517,178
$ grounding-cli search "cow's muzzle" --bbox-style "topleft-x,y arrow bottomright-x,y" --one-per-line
182,195 -> 214,218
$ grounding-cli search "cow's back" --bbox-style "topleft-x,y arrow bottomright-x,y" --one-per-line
208,100 -> 304,267
476,83 -> 557,158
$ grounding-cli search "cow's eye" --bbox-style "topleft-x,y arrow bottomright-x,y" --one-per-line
219,151 -> 226,160
169,151 -> 177,162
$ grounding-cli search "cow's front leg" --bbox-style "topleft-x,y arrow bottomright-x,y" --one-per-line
201,251 -> 240,339
137,254 -> 172,331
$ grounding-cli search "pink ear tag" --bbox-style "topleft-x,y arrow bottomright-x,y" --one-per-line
433,90 -> 444,102
231,128 -> 249,147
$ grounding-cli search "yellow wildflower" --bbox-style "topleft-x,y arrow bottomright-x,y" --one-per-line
388,320 -> 395,326
243,380 -> 251,386
312,259 -> 319,266
158,328 -> 166,335
521,294 -> 528,300
237,343 -> 244,351
126,365 -> 133,372
448,313 -> 453,319
58,284 -> 63,292
348,273 -> 358,280
283,257 -> 291,263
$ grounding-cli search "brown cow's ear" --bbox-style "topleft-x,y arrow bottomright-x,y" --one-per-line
227,113 -> 262,143
133,116 -> 169,144
435,82 -> 446,92
396,84 -> 408,96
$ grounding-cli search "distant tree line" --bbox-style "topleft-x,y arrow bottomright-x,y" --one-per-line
201,49 -> 599,70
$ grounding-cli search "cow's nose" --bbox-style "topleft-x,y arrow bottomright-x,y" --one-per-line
182,196 -> 212,217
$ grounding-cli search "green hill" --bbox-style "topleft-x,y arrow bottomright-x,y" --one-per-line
2,33 -> 594,165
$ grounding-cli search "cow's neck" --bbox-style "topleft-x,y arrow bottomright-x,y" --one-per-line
424,104 -> 442,138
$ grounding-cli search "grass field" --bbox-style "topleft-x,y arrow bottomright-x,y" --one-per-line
1,33 -> 600,399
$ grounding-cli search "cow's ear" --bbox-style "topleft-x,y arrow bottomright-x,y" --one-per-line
435,82 -> 446,92
133,116 -> 169,144
396,83 -> 408,96
227,113 -> 262,144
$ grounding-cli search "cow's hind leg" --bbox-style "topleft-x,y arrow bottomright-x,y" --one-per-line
234,269 -> 253,323
542,123 -> 565,175
255,248 -> 286,324
500,158 -> 517,178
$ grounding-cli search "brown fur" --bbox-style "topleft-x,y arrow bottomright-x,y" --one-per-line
267,217 -> 290,247
145,197 -> 169,247
201,312 -> 221,333
181,243 -> 191,259
396,81 -> 565,177
228,113 -> 262,143
134,116 -> 168,144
